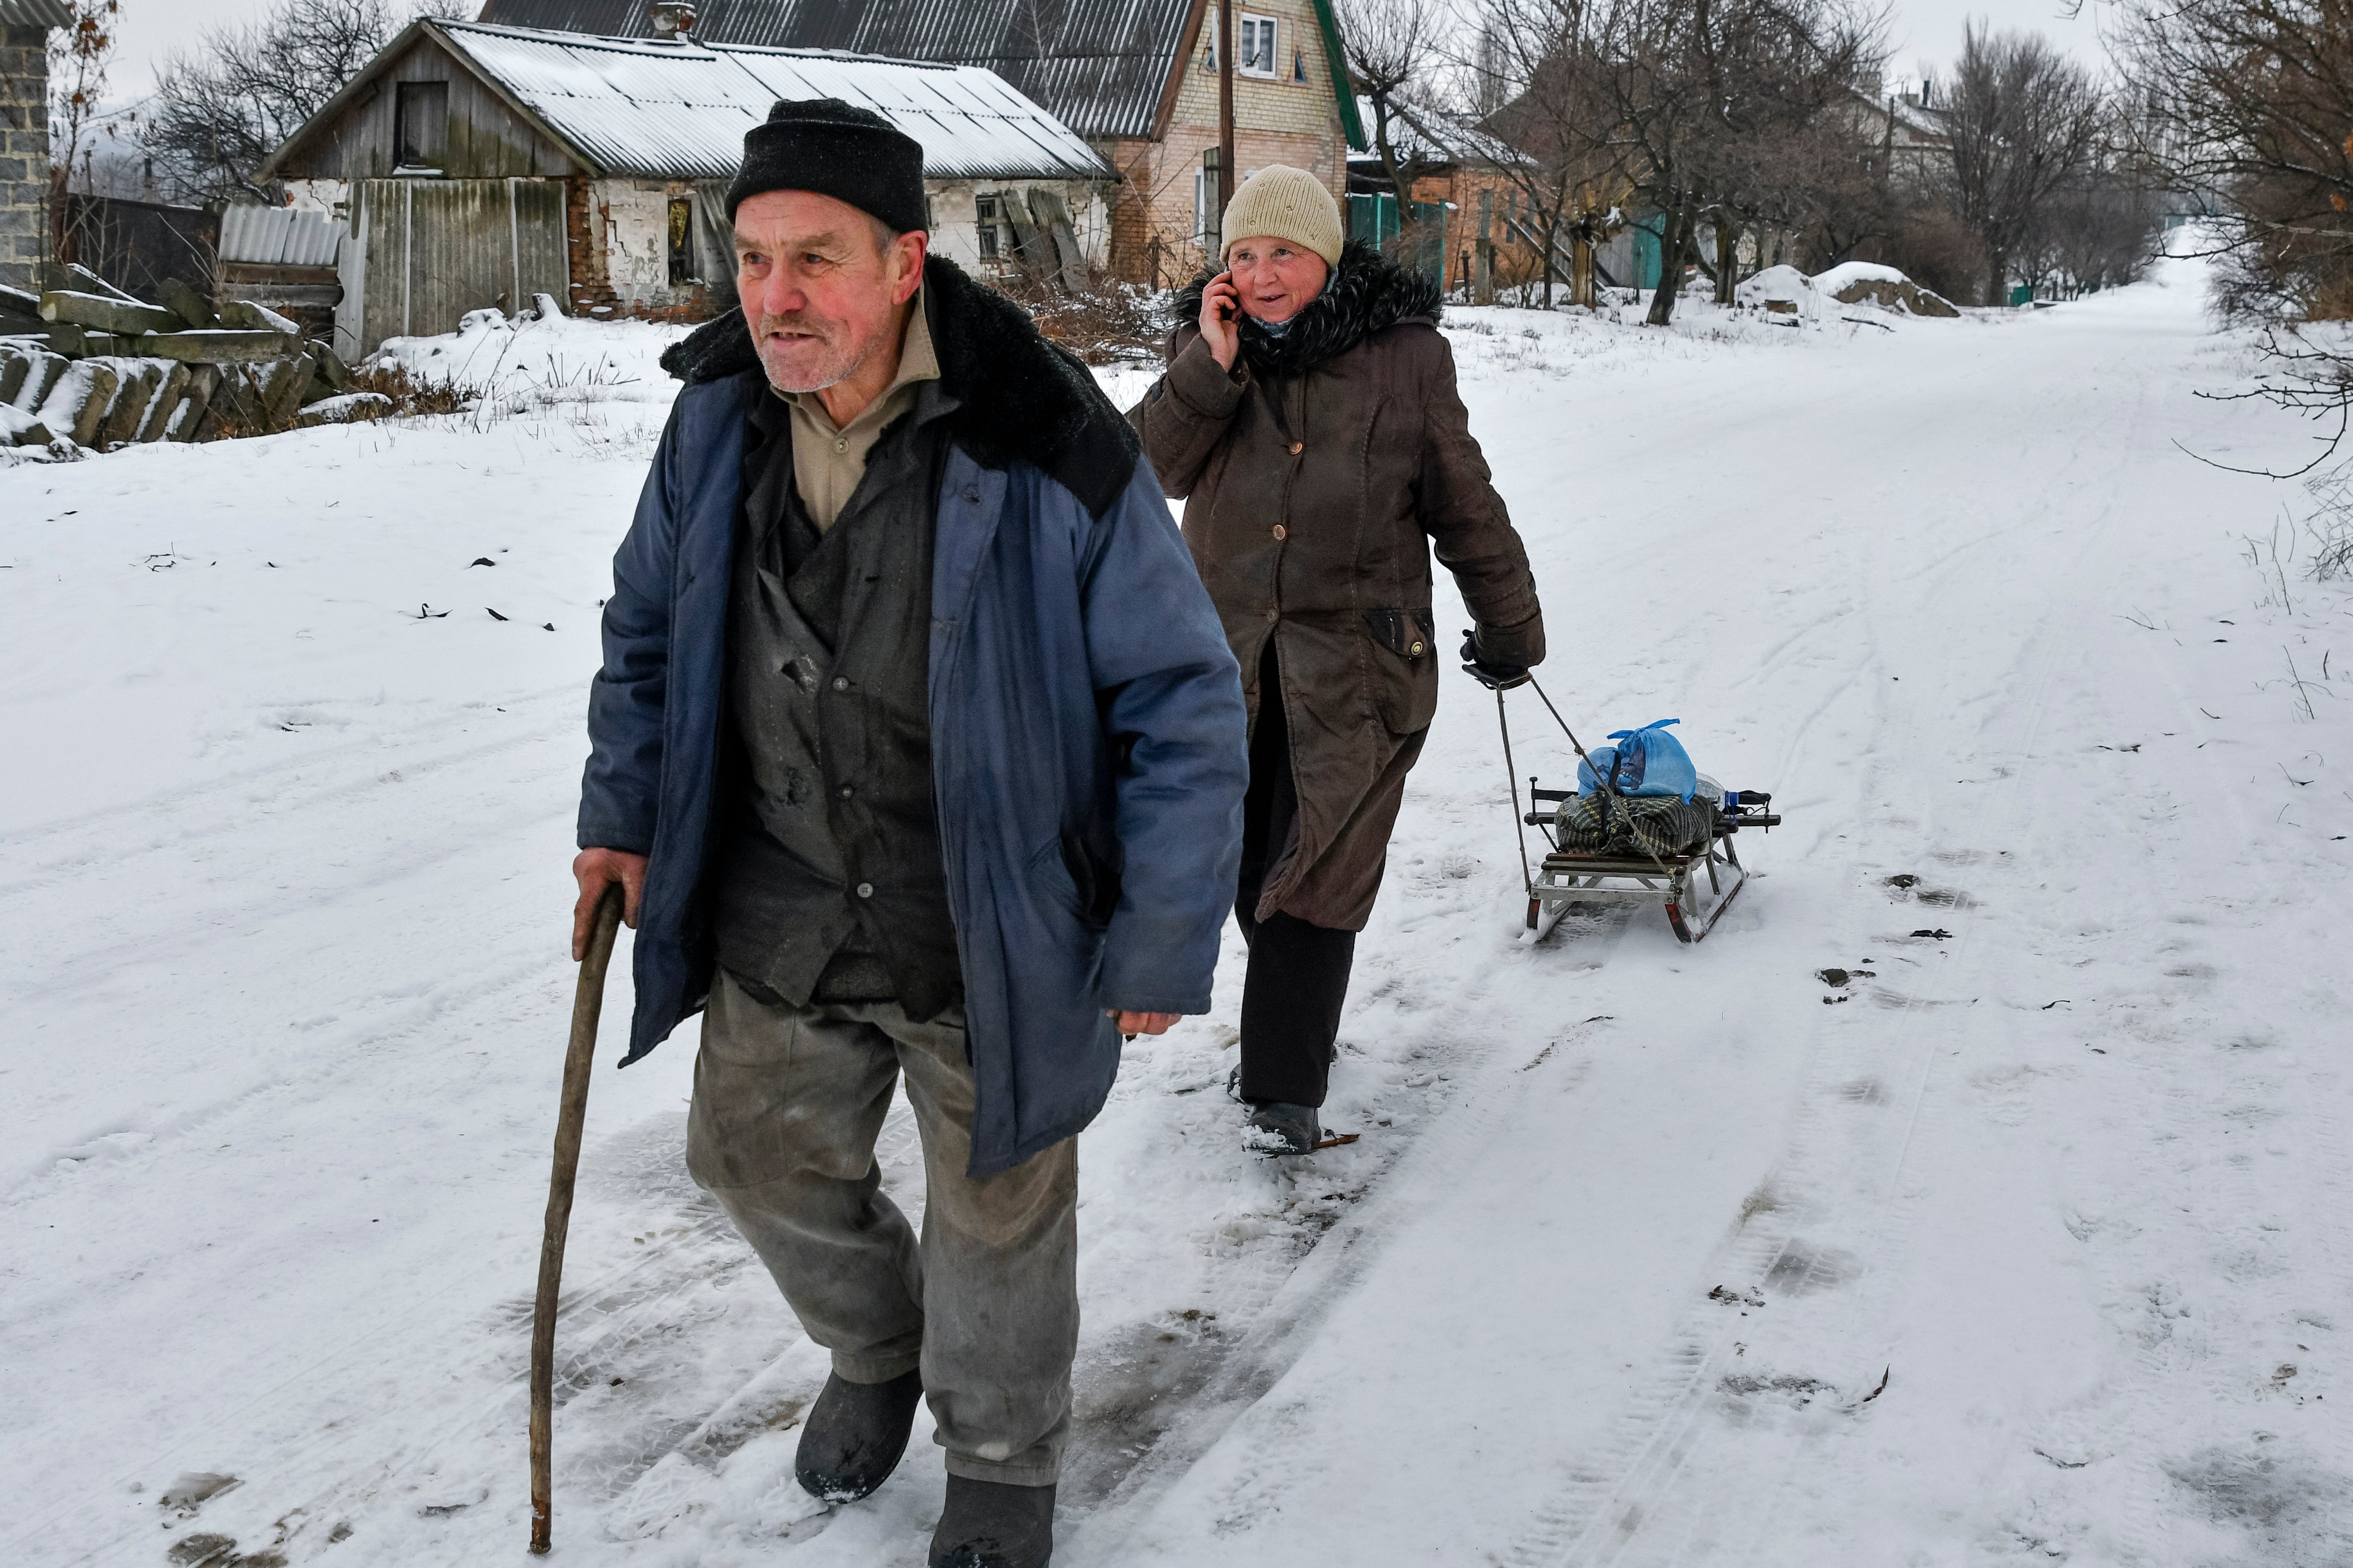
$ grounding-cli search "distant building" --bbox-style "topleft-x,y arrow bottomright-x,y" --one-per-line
0,0 -> 71,293
260,17 -> 1110,354
1346,97 -> 1549,296
476,0 -> 1368,285
1848,85 -> 1950,187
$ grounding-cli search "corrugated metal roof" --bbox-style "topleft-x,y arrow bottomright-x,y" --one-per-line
219,204 -> 348,266
1349,98 -> 1522,170
0,0 -> 74,28
476,0 -> 1195,139
439,21 -> 1108,178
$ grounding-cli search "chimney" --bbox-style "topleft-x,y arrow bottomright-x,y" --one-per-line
649,2 -> 698,40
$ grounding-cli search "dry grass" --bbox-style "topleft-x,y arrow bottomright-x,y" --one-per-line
992,274 -> 1173,366
342,361 -> 483,419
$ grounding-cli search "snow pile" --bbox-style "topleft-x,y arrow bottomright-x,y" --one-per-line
1733,261 -> 1959,322
1734,263 -> 1814,311
1813,261 -> 1960,317
368,303 -> 692,424
298,390 -> 394,425
1811,260 -> 1909,293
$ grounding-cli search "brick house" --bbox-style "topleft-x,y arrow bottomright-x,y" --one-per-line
0,0 -> 69,294
258,18 -> 1108,354
476,0 -> 1369,285
1347,98 -> 1552,299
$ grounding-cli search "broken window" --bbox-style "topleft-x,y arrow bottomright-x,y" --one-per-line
394,81 -> 447,169
976,195 -> 1002,260
668,197 -> 695,284
1238,15 -> 1277,77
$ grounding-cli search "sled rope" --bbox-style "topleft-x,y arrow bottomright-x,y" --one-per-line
1495,687 -> 1535,896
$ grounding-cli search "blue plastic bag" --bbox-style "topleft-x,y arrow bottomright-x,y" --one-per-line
1577,719 -> 1699,802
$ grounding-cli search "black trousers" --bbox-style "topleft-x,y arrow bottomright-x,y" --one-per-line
1235,643 -> 1356,1108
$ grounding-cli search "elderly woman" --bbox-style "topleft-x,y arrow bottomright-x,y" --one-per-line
1130,166 -> 1546,1155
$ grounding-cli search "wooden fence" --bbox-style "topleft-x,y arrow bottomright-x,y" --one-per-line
342,179 -> 568,356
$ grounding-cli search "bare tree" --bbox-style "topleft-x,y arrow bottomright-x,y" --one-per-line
1470,0 -> 1631,308
2107,0 -> 2353,543
47,0 -> 117,261
2112,0 -> 2353,321
1587,0 -> 1882,321
1938,25 -> 2105,305
148,0 -> 459,204
1793,111 -> 1904,268
2036,165 -> 2162,296
1338,0 -> 1451,215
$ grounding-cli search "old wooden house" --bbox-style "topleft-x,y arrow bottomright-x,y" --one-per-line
258,17 -> 1109,355
477,0 -> 1368,284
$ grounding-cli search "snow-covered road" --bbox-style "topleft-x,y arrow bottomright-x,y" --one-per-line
5,259 -> 2348,1567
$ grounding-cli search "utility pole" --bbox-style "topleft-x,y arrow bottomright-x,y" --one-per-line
1217,0 -> 1236,220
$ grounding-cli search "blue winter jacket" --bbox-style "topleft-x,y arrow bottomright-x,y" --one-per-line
578,264 -> 1248,1176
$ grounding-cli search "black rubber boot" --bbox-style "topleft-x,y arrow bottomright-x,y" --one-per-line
795,1368 -> 924,1503
929,1475 -> 1055,1568
1242,1100 -> 1320,1156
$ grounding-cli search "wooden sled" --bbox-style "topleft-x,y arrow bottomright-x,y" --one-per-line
1482,675 -> 1779,948
1523,799 -> 1765,944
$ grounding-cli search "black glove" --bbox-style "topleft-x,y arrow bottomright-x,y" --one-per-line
1459,628 -> 1529,691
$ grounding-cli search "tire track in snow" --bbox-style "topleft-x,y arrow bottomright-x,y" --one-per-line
18,1091 -> 927,1567
1061,962 -> 1609,1565
1495,316 -> 2137,1568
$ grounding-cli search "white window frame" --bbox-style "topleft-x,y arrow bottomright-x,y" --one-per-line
1238,13 -> 1279,77
1194,165 -> 1210,243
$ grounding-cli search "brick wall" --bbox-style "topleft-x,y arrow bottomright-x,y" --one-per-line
566,176 -> 720,324
0,25 -> 51,293
1405,167 -> 1545,295
1102,0 -> 1350,284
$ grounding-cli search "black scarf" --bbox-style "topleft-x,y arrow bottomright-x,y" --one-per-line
1171,240 -> 1443,376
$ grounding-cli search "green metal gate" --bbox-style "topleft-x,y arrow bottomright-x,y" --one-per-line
1346,193 -> 1449,285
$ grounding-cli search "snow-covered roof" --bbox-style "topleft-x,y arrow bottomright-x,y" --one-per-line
0,0 -> 73,27
267,19 -> 1108,184
1888,97 -> 1948,139
477,0 -> 1208,144
437,21 -> 1107,180
1849,86 -> 1949,143
1348,97 -> 1525,170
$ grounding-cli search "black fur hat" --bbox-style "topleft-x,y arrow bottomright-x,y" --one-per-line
726,98 -> 927,233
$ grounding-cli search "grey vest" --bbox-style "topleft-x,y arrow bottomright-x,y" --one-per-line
709,380 -> 963,1021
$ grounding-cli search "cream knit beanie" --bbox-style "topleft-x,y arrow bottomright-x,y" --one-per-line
1221,166 -> 1345,265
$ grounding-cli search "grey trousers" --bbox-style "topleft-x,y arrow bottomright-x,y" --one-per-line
685,968 -> 1078,1485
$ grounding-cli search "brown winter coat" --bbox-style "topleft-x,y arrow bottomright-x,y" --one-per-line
1128,244 -> 1544,930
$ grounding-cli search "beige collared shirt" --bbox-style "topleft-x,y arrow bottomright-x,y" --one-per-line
774,287 -> 940,531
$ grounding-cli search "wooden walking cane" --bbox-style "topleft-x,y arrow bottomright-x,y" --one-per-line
530,882 -> 624,1554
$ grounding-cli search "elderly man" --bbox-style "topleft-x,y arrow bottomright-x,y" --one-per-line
571,100 -> 1245,1568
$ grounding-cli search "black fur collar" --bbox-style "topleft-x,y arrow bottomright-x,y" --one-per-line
659,255 -> 1141,518
1172,240 -> 1442,376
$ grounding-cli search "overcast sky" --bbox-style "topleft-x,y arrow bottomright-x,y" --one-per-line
101,0 -> 2114,105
